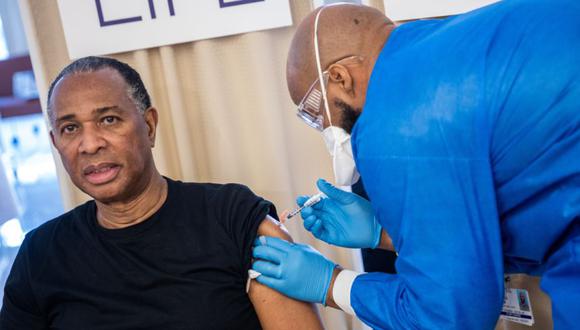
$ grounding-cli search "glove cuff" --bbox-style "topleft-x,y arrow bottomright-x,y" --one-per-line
371,217 -> 382,249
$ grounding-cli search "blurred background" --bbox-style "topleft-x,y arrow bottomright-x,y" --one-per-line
0,1 -> 376,328
0,0 -> 63,312
0,0 -> 552,329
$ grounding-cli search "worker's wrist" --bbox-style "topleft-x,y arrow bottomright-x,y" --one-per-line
378,229 -> 395,251
371,217 -> 382,249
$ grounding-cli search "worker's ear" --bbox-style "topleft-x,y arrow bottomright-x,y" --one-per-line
327,64 -> 355,98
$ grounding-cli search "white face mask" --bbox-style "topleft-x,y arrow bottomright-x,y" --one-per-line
314,5 -> 360,187
322,126 -> 360,187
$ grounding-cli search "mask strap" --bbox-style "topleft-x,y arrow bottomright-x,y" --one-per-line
313,6 -> 334,130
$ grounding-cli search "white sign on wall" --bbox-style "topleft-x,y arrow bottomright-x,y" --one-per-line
56,0 -> 293,59
383,0 -> 501,21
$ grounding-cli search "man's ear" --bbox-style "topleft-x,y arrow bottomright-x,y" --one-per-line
328,64 -> 355,98
143,107 -> 159,147
50,130 -> 57,148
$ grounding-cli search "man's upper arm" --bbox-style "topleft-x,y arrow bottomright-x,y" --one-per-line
248,215 -> 324,330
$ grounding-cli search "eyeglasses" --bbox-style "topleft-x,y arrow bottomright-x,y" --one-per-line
296,55 -> 364,131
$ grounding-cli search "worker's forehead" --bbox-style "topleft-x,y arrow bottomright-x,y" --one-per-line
286,13 -> 319,104
287,67 -> 318,106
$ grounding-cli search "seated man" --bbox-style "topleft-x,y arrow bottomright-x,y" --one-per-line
0,56 -> 323,329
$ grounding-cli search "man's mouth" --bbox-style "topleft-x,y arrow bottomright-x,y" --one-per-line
82,163 -> 121,185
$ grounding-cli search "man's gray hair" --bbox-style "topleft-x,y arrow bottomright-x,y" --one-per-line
46,56 -> 152,126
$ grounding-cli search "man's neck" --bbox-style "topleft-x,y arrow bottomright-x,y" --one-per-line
96,172 -> 168,229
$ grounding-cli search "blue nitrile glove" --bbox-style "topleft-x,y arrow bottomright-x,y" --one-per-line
298,178 -> 381,249
252,236 -> 335,305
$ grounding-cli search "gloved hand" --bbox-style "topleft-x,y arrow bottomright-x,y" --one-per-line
298,179 -> 381,249
252,236 -> 335,305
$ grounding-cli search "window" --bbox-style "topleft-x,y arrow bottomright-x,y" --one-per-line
0,111 -> 64,306
0,15 -> 9,60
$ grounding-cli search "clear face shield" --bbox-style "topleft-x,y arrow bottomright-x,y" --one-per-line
296,72 -> 329,131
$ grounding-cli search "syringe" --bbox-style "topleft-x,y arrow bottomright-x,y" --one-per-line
286,193 -> 324,220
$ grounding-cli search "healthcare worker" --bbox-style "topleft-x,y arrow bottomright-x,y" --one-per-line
252,1 -> 580,329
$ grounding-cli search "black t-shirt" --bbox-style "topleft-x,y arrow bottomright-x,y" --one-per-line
0,178 -> 276,330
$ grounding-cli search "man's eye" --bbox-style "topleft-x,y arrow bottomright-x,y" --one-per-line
61,125 -> 78,134
102,116 -> 118,125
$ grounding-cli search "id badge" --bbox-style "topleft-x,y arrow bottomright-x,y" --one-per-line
500,276 -> 534,326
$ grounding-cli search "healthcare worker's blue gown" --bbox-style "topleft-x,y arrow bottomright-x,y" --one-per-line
350,0 -> 580,329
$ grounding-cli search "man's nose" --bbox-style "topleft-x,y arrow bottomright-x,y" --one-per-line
78,126 -> 106,154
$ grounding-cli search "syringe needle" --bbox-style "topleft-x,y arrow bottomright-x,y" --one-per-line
286,193 -> 324,220
286,205 -> 306,220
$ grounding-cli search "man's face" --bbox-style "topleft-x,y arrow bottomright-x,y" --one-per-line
50,69 -> 156,203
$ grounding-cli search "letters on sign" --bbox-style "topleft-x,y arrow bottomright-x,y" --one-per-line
57,0 -> 293,58
219,0 -> 264,8
95,0 -> 176,27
